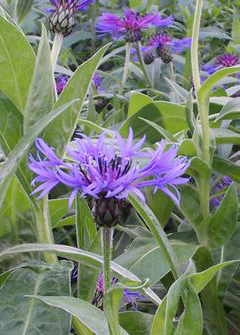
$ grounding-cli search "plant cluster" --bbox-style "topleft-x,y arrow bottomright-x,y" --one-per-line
0,0 -> 240,335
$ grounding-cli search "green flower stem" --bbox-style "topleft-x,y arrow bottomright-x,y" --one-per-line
101,226 -> 114,291
191,0 -> 211,219
33,196 -> 57,264
136,42 -> 154,89
119,42 -> 132,95
146,0 -> 154,11
168,62 -> 176,82
51,33 -> 64,99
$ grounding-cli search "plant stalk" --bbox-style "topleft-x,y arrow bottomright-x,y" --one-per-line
101,226 -> 113,291
33,196 -> 57,264
51,33 -> 64,99
136,42 -> 154,89
119,42 -> 132,95
191,0 -> 211,219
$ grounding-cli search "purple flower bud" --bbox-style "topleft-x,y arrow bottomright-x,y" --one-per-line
48,0 -> 93,36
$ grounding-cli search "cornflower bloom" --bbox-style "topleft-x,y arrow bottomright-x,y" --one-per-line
202,53 -> 240,76
56,75 -> 68,94
48,0 -> 94,36
96,9 -> 173,43
210,176 -> 232,209
144,33 -> 192,64
55,73 -> 102,94
92,274 -> 145,310
29,129 -> 189,226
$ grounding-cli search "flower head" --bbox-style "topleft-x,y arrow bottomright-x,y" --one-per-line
144,33 -> 191,63
29,130 -> 189,224
48,0 -> 93,36
202,53 -> 240,77
211,176 -> 232,209
56,75 -> 68,94
96,9 -> 173,42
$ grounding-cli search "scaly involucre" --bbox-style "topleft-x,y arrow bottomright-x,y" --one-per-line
29,129 -> 189,207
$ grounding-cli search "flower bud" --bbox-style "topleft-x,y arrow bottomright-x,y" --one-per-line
50,5 -> 75,36
93,197 -> 123,227
144,52 -> 155,65
156,45 -> 173,64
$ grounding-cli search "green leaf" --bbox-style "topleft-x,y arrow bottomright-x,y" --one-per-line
128,192 -> 181,280
104,288 -> 123,335
0,15 -> 35,112
0,100 -> 79,209
208,184 -> 238,248
150,263 -> 195,335
179,185 -> 203,229
199,66 -> 240,102
0,243 -> 161,305
0,93 -> 23,155
16,0 -> 34,24
35,296 -> 129,335
214,96 -> 240,122
115,236 -> 198,284
212,156 -> 240,183
43,44 -> 110,157
174,281 -> 203,335
189,260 -> 238,294
128,92 -> 152,116
120,101 -> 188,143
49,199 -> 69,228
24,24 -> 54,129
232,14 -> 240,44
119,311 -> 154,335
0,261 -> 72,335
211,128 -> 240,145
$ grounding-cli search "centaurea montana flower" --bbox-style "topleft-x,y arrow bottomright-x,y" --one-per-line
48,0 -> 94,36
92,274 -> 145,310
210,176 -> 232,209
55,73 -> 102,95
143,33 -> 192,64
96,9 -> 173,43
202,53 -> 240,76
29,130 -> 189,226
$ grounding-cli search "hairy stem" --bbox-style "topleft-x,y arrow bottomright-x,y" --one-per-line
119,42 -> 132,95
136,42 -> 154,89
101,226 -> 113,291
191,0 -> 211,220
33,197 -> 57,264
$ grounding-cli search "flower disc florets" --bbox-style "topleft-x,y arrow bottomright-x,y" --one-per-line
96,9 -> 173,42
49,0 -> 93,36
29,130 -> 189,226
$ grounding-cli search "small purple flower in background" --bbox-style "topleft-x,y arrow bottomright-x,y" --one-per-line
92,74 -> 103,91
29,129 -> 189,225
56,75 -> 68,94
96,9 -> 173,43
55,74 -> 102,94
48,0 -> 94,36
143,33 -> 191,64
92,274 -> 145,310
210,176 -> 232,209
202,53 -> 240,77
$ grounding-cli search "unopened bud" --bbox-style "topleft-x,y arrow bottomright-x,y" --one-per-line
157,45 -> 173,64
50,6 -> 75,36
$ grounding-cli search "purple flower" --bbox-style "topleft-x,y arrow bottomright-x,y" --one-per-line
56,75 -> 68,94
29,129 -> 189,208
210,176 -> 232,208
96,9 -> 173,42
48,0 -> 93,12
92,74 -> 102,91
202,53 -> 239,77
48,0 -> 94,36
55,74 -> 102,95
143,33 -> 191,63
93,274 -> 145,310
